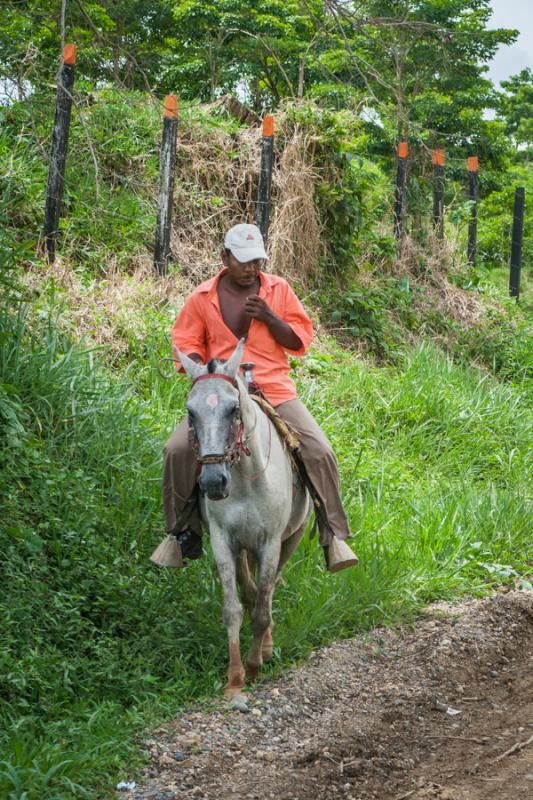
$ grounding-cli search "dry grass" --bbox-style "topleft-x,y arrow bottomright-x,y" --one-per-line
390,234 -> 489,329
268,126 -> 325,284
24,258 -> 190,357
169,111 -> 324,284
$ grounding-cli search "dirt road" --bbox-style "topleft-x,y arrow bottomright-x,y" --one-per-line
128,590 -> 532,800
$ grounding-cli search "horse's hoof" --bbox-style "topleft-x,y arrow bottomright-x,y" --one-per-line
225,685 -> 244,699
228,693 -> 250,713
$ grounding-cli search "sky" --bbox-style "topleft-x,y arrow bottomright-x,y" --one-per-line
487,0 -> 533,85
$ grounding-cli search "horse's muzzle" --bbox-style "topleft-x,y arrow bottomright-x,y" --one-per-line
199,463 -> 231,500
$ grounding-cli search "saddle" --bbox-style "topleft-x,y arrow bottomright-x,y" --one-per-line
245,390 -> 358,569
247,392 -> 333,542
249,394 -> 300,452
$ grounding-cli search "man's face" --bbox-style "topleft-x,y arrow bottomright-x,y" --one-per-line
221,249 -> 263,288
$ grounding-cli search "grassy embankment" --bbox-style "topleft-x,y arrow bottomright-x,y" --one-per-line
1,303 -> 531,799
1,92 -> 532,799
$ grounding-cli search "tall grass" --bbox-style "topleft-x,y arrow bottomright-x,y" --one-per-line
1,303 -> 531,798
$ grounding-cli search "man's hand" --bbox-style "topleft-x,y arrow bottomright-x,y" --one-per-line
245,295 -> 302,351
244,294 -> 273,322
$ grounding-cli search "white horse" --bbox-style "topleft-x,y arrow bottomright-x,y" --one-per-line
177,339 -> 312,702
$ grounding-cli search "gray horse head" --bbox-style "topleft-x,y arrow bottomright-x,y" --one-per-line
175,339 -> 246,500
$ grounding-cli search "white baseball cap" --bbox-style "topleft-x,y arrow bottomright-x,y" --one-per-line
224,223 -> 268,262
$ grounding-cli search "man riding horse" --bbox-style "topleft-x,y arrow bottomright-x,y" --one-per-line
161,223 -> 357,572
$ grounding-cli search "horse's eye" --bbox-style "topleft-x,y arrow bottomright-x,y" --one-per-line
229,404 -> 239,416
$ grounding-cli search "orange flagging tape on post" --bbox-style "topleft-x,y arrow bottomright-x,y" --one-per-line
432,149 -> 445,166
398,141 -> 408,158
164,95 -> 178,119
63,44 -> 76,65
263,115 -> 275,137
468,156 -> 479,172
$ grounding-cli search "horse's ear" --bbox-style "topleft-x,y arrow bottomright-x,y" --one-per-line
173,346 -> 206,380
223,338 -> 245,380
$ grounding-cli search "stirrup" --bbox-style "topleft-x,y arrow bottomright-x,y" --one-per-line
149,534 -> 184,568
327,537 -> 358,573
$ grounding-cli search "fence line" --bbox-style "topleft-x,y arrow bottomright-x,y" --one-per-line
38,61 -> 525,274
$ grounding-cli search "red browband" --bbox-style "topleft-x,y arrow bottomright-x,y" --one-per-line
192,373 -> 238,389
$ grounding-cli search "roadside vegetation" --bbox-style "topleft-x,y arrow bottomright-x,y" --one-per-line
1,2 -> 532,797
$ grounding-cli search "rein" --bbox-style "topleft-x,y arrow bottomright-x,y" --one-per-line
235,413 -> 272,481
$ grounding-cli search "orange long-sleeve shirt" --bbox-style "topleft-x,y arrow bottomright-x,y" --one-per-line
172,269 -> 313,406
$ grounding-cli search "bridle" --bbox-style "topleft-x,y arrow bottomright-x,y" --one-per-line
189,373 -> 252,467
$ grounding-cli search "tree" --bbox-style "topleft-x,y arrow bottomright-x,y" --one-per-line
0,0 -> 175,95
162,0 -> 325,105
318,0 -> 517,144
497,68 -> 533,159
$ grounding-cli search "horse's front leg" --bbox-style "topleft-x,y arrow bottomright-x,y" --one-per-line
246,539 -> 280,682
210,529 -> 245,699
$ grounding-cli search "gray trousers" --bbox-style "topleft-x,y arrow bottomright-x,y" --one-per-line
162,399 -> 351,546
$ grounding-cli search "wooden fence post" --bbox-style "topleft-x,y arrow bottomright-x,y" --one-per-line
432,148 -> 445,238
509,187 -> 525,300
255,115 -> 275,244
394,141 -> 408,242
43,44 -> 76,263
467,156 -> 478,265
154,95 -> 178,276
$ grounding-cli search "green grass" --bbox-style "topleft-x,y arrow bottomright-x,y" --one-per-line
1,302 -> 531,799
479,265 -> 533,315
